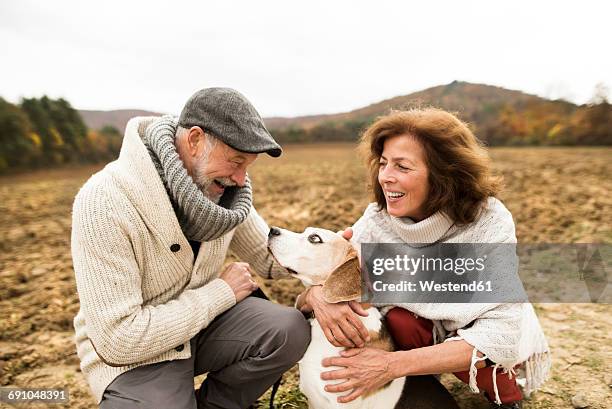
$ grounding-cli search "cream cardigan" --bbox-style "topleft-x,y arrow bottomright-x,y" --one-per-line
71,117 -> 286,403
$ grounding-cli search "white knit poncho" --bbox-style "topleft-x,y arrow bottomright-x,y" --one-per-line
350,198 -> 551,404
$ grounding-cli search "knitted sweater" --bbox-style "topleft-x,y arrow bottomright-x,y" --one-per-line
351,198 -> 550,403
71,117 -> 286,403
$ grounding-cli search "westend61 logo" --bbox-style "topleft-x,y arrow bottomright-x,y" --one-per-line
360,243 -> 611,303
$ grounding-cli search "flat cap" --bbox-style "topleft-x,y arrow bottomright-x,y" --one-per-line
178,87 -> 282,157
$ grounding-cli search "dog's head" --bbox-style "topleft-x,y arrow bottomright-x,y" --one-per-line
267,226 -> 361,303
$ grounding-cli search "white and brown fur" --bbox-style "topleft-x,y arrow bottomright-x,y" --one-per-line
267,227 -> 405,409
267,226 -> 460,409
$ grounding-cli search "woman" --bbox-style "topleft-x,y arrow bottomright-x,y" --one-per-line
297,108 -> 550,409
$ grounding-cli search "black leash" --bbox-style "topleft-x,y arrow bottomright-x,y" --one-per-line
250,287 -> 283,409
268,376 -> 282,409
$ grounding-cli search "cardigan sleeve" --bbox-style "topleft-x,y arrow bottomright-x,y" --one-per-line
229,206 -> 289,279
71,186 -> 236,366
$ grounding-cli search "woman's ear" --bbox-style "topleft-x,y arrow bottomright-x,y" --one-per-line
321,247 -> 361,303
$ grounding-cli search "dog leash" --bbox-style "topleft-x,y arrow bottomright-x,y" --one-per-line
268,376 -> 282,409
250,287 -> 283,409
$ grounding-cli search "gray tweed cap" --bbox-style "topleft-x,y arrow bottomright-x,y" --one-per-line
178,87 -> 282,157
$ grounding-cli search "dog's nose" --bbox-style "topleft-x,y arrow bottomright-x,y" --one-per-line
268,227 -> 281,238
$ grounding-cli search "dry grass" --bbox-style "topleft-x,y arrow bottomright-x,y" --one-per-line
0,145 -> 610,408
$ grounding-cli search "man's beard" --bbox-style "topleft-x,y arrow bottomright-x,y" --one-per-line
193,158 -> 236,204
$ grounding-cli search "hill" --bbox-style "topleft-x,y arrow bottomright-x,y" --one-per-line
76,81 -> 610,146
78,109 -> 164,132
265,81 -> 574,130
79,82 -> 554,132
266,81 -> 610,146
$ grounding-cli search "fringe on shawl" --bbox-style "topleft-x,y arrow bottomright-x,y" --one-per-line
468,349 -> 551,405
379,307 -> 552,403
522,351 -> 552,398
468,348 -> 488,394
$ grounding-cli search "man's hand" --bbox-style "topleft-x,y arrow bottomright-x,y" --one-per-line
305,286 -> 370,348
219,262 -> 258,302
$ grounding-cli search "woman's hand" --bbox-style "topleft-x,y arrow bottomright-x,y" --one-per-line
321,347 -> 397,403
319,339 -> 489,404
304,286 -> 370,348
338,227 -> 353,240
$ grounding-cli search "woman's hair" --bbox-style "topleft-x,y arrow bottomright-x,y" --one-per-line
359,107 -> 501,225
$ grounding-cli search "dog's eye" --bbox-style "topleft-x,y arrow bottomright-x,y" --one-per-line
307,234 -> 323,244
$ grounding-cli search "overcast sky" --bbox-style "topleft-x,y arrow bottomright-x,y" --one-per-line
1,1 -> 611,117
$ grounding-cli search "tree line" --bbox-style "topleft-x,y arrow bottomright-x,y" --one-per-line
0,91 -> 610,173
0,96 -> 121,173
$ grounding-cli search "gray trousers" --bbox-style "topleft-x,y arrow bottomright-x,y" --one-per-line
99,297 -> 311,409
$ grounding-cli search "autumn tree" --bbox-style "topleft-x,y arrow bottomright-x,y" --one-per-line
0,98 -> 42,170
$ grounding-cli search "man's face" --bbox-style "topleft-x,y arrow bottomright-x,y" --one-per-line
180,127 -> 258,203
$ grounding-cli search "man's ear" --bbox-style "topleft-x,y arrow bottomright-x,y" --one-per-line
187,126 -> 205,156
321,247 -> 361,303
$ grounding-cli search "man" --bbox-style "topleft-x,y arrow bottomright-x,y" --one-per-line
71,88 -> 310,409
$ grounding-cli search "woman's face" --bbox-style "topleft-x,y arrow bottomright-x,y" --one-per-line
378,134 -> 429,220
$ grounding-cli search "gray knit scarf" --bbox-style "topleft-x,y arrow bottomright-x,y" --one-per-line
143,116 -> 252,242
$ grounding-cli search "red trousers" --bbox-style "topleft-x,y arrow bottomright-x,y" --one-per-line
385,307 -> 522,404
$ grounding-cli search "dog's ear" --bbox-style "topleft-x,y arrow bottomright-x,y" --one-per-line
322,247 -> 361,303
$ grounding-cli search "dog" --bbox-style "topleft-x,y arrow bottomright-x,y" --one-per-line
267,226 -> 459,409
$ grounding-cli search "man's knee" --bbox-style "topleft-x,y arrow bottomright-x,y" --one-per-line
265,307 -> 311,365
100,360 -> 196,409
